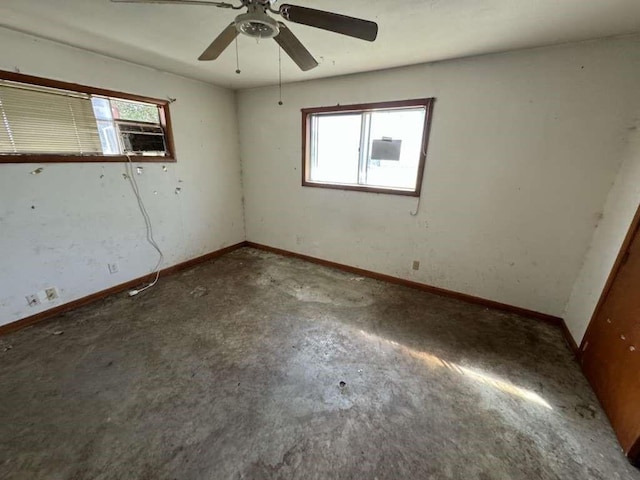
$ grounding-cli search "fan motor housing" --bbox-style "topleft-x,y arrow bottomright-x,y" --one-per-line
235,11 -> 280,39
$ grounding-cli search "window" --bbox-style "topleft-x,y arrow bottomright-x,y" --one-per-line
0,70 -> 175,163
302,98 -> 434,196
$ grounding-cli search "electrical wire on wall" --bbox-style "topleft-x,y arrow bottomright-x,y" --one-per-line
410,196 -> 422,216
411,142 -> 431,216
125,155 -> 164,296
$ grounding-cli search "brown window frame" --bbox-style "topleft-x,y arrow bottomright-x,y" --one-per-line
301,98 -> 434,197
0,70 -> 176,163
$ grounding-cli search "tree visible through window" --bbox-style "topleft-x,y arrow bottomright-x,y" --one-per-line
112,99 -> 160,124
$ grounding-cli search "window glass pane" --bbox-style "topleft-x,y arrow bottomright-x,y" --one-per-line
366,108 -> 425,190
111,99 -> 159,124
91,97 -> 113,121
97,120 -> 120,155
311,114 -> 361,185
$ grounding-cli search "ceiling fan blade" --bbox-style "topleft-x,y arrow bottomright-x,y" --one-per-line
198,23 -> 239,61
111,0 -> 236,7
274,24 -> 318,72
278,4 -> 378,42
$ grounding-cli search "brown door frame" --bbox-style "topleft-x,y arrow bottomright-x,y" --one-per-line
579,202 -> 640,464
580,203 -> 640,357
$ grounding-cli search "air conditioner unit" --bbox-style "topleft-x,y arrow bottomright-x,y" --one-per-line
117,121 -> 167,155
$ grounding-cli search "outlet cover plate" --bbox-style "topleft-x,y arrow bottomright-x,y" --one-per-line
25,294 -> 40,307
45,287 -> 58,301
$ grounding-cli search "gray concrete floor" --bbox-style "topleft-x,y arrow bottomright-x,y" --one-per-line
1,247 -> 639,480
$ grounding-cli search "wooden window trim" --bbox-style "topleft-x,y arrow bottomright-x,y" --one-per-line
301,98 -> 435,197
0,70 -> 176,163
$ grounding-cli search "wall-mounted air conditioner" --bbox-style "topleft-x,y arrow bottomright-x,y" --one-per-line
117,121 -> 167,155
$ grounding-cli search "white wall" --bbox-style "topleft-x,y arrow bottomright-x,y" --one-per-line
3,29 -> 639,341
563,125 -> 640,344
0,28 -> 245,326
238,36 -> 640,321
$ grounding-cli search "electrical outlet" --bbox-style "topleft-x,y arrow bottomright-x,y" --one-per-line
45,287 -> 58,301
108,263 -> 119,274
26,294 -> 40,307
412,260 -> 420,271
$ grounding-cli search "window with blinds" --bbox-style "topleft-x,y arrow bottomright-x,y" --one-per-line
0,71 -> 175,163
0,83 -> 102,154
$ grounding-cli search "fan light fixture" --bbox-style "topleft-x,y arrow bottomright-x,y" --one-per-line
235,11 -> 280,38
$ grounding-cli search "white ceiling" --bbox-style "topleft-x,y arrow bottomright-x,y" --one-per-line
2,0 -> 640,89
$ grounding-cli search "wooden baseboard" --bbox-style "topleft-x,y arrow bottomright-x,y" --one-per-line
2,240 -> 574,346
0,242 -> 247,336
245,241 -> 564,327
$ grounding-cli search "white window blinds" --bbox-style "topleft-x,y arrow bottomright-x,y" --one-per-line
0,82 -> 102,154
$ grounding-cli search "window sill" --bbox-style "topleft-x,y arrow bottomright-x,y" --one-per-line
0,154 -> 176,164
302,180 -> 420,197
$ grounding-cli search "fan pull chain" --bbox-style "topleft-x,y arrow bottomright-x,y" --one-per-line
278,46 -> 283,106
235,37 -> 241,75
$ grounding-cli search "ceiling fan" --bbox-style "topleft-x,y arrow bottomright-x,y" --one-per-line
111,0 -> 378,72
